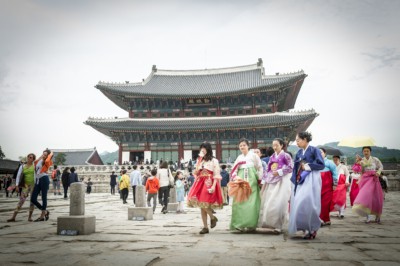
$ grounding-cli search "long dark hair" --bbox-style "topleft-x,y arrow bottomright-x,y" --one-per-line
200,142 -> 214,162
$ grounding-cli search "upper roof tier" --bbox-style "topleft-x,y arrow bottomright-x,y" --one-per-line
96,59 -> 307,98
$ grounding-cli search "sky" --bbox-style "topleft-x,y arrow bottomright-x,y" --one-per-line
1,0 -> 400,160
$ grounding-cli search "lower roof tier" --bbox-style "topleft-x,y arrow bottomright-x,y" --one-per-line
85,110 -> 318,137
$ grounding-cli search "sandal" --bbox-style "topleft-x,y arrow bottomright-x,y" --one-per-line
34,217 -> 45,222
45,211 -> 50,221
7,218 -> 16,222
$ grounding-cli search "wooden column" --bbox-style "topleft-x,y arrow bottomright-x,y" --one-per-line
118,144 -> 122,165
178,132 -> 184,162
252,129 -> 257,148
216,130 -> 222,160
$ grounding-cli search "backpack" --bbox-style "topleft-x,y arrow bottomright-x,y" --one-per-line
51,169 -> 57,180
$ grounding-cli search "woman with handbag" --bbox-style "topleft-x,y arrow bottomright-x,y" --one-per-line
157,161 -> 174,214
7,153 -> 36,222
187,142 -> 223,234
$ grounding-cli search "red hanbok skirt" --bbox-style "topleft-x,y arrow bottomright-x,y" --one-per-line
187,168 -> 223,209
331,174 -> 347,211
350,178 -> 360,206
320,171 -> 333,222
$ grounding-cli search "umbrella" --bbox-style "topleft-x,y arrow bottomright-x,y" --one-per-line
317,145 -> 344,156
337,136 -> 376,148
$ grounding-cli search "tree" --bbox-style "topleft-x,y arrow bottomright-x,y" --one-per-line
0,146 -> 5,159
54,153 -> 66,165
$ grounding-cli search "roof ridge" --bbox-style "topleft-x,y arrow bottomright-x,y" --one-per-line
155,63 -> 259,76
52,148 -> 95,152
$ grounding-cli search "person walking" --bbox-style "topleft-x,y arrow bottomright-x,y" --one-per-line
130,165 -> 142,206
187,142 -> 223,234
145,169 -> 160,213
331,156 -> 350,218
7,153 -> 36,222
349,162 -> 362,206
119,169 -> 130,204
220,165 -> 230,206
157,161 -> 174,214
86,178 -> 93,194
288,132 -> 325,240
51,165 -> 62,196
68,167 -> 79,186
319,148 -> 338,226
61,167 -> 70,199
31,149 -> 53,222
352,147 -> 384,223
258,138 -> 293,233
110,171 -> 117,195
229,138 -> 263,232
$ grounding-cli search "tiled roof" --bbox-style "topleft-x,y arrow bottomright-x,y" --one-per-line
0,159 -> 20,174
52,148 -> 103,165
85,110 -> 318,134
96,60 -> 306,98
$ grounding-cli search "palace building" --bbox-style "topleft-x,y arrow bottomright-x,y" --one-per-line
85,59 -> 318,164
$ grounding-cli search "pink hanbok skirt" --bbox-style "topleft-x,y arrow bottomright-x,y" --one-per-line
352,171 -> 384,217
331,174 -> 347,211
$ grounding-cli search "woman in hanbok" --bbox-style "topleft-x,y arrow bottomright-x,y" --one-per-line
330,156 -> 350,218
187,142 -> 223,234
288,132 -> 325,239
352,147 -> 384,223
258,138 -> 293,232
230,138 -> 263,232
349,163 -> 361,206
319,148 -> 338,226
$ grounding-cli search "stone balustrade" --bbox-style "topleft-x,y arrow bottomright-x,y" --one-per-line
52,165 -> 400,193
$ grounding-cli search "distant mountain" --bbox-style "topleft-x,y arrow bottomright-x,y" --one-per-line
100,150 -> 118,165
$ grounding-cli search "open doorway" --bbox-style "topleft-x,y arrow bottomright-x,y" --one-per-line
130,151 -> 144,164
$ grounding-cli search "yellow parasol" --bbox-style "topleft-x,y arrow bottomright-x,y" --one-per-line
337,136 -> 376,148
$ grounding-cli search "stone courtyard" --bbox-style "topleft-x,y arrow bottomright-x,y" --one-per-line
0,191 -> 399,266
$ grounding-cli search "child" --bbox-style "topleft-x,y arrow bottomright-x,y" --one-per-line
86,178 -> 93,194
146,169 -> 160,213
175,171 -> 185,214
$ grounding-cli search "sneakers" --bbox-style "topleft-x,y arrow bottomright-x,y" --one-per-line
199,228 -> 209,234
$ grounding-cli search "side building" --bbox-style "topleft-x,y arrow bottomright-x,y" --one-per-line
85,59 -> 318,164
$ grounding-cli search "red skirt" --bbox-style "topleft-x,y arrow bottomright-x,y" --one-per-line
320,171 -> 333,222
187,169 -> 223,209
331,174 -> 347,211
350,178 -> 360,206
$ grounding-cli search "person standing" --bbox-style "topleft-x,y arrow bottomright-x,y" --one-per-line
51,165 -> 62,196
68,167 -> 79,186
145,169 -> 160,213
187,172 -> 195,190
31,149 -> 53,222
130,165 -> 142,206
175,171 -> 186,213
7,153 -> 36,222
157,161 -> 174,214
319,148 -> 338,226
119,169 -> 130,204
258,138 -> 293,233
110,171 -> 117,195
86,178 -> 93,194
288,132 -> 325,239
61,167 -> 70,199
262,147 -> 274,165
331,156 -> 350,218
220,165 -> 230,206
187,142 -> 223,234
352,147 -> 384,223
229,138 -> 263,232
4,173 -> 12,197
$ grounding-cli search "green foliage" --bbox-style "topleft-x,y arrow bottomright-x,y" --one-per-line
100,150 -> 118,164
54,152 -> 66,165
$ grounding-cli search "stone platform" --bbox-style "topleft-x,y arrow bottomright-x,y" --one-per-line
0,191 -> 400,265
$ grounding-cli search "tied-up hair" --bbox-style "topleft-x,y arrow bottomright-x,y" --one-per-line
199,142 -> 214,162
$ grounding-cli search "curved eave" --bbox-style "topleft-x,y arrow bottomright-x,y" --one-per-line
84,111 -> 318,136
95,73 -> 307,99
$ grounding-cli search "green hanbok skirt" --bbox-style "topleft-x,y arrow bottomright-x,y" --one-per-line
230,166 -> 261,230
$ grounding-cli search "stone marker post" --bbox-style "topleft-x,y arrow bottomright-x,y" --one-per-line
167,187 -> 178,212
128,185 -> 153,220
57,182 -> 96,235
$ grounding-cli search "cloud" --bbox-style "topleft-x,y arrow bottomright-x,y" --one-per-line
362,47 -> 400,71
0,65 -> 19,111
